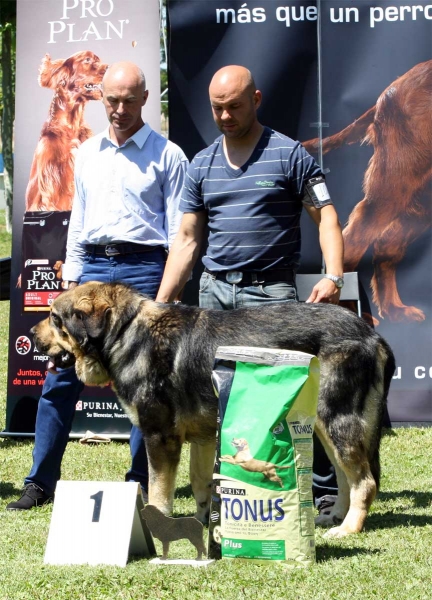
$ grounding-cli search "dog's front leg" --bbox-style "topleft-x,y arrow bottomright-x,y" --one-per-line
190,440 -> 216,524
146,432 -> 183,517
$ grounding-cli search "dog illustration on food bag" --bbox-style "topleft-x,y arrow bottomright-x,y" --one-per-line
219,437 -> 292,486
303,59 -> 432,323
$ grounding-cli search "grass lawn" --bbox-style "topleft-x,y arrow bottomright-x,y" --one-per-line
0,210 -> 431,599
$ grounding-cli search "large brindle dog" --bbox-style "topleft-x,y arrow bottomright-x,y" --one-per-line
32,281 -> 395,538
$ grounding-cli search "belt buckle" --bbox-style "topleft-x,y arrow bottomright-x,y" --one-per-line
105,244 -> 120,256
226,271 -> 243,284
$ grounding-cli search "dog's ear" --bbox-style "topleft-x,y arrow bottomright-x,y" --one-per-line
38,54 -> 68,89
70,297 -> 112,343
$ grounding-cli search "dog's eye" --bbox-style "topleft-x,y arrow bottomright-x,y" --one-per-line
51,313 -> 62,328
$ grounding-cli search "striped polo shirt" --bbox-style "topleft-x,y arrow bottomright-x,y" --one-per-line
180,127 -> 329,272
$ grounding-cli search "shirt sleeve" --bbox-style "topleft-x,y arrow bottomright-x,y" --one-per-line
163,147 -> 189,247
62,151 -> 87,282
179,158 -> 206,213
288,142 -> 323,195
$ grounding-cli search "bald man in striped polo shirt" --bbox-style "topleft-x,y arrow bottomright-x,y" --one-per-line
157,65 -> 344,308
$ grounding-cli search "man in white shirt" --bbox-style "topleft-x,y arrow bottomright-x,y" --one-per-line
7,62 -> 188,510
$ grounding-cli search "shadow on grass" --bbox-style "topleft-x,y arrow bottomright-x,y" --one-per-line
174,483 -> 193,499
0,481 -> 22,497
365,511 -> 432,531
0,438 -> 34,448
316,546 -> 380,562
378,489 -> 432,508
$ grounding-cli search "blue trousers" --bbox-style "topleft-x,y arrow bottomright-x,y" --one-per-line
199,272 -> 338,501
25,247 -> 166,496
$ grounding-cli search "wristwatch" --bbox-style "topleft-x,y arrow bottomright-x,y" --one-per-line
324,274 -> 344,289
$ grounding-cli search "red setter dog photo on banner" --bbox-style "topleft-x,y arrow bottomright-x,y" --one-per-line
167,0 -> 432,424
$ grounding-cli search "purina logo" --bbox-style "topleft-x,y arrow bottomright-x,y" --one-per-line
255,180 -> 275,187
76,401 -> 83,411
16,336 -> 31,355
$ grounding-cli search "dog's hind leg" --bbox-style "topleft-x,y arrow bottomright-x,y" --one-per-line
322,398 -> 383,537
314,425 -> 350,527
324,460 -> 377,539
190,440 -> 216,524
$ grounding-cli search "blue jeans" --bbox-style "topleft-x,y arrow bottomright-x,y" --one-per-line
199,272 -> 297,309
198,270 -> 338,500
25,247 -> 166,496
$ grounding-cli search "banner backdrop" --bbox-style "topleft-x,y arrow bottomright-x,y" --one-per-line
4,0 -> 161,437
167,0 -> 432,423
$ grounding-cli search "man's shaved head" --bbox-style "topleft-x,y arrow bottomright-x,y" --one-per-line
209,65 -> 262,140
209,65 -> 256,97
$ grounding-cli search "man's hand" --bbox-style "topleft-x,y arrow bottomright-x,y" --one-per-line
306,278 -> 341,304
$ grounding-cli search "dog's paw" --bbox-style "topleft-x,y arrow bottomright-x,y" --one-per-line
323,524 -> 361,538
382,305 -> 425,323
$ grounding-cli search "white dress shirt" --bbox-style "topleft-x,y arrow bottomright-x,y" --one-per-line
62,123 -> 188,282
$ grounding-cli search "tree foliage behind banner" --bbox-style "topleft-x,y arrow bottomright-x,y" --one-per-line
0,0 -> 16,233
167,0 -> 432,424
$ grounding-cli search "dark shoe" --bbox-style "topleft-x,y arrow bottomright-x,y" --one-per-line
316,494 -> 338,516
6,483 -> 53,510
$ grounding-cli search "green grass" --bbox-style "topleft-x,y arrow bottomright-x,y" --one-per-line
0,209 -> 431,598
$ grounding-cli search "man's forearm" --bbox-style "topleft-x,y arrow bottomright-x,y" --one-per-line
320,220 -> 344,276
156,238 -> 200,303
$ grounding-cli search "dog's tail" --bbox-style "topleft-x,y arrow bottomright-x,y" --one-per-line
369,340 -> 396,490
302,106 -> 376,155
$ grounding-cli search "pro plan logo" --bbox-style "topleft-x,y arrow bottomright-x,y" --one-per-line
16,336 -> 31,355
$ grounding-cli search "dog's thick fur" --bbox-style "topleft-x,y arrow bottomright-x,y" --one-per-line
32,281 -> 396,538
220,438 -> 291,486
303,59 -> 432,323
141,505 -> 206,560
25,51 -> 108,212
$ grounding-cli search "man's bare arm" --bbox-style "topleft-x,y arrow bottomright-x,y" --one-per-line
156,211 -> 207,303
304,204 -> 344,304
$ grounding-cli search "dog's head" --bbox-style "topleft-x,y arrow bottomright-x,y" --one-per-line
231,438 -> 249,451
31,281 -> 141,386
38,51 -> 108,101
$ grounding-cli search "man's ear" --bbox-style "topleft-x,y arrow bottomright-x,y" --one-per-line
254,89 -> 262,110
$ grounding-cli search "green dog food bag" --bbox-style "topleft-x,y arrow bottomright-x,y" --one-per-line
208,347 -> 319,567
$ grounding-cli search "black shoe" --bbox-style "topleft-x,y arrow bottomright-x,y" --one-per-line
6,483 -> 53,510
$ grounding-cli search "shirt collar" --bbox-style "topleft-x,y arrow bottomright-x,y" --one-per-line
101,122 -> 153,149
